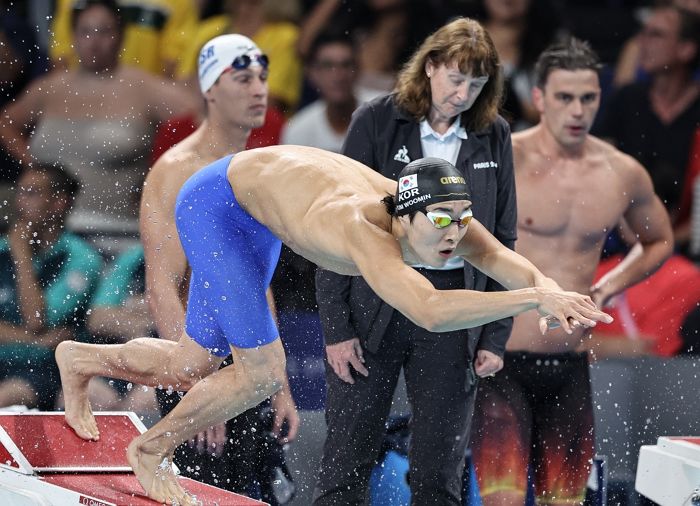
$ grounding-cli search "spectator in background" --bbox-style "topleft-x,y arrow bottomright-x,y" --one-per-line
0,0 -> 197,239
351,0 -> 411,97
0,1 -> 49,188
467,0 -> 566,130
0,1 -> 48,110
0,163 -> 102,410
151,0 -> 293,158
282,32 -> 368,153
176,0 -> 303,114
50,0 -> 198,77
313,17 -> 516,505
584,245 -> 700,359
85,243 -> 159,414
611,0 -> 699,90
676,127 -> 700,253
470,38 -> 672,506
141,33 -> 298,501
298,0 -> 446,100
89,244 -> 153,345
274,31 -> 369,411
595,3 -> 700,254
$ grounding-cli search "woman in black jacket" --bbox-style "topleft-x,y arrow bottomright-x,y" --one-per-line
313,17 -> 518,506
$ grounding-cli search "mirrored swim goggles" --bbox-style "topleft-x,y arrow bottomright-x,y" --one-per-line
231,53 -> 269,70
424,209 -> 473,229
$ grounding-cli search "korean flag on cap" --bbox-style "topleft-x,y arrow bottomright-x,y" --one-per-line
399,174 -> 418,191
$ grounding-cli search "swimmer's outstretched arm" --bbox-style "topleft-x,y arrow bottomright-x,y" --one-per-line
348,219 -> 611,335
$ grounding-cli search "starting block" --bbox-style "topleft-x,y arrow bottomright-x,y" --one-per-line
636,436 -> 700,506
0,411 -> 268,505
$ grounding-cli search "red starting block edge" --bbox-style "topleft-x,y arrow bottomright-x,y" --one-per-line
0,411 -> 149,474
0,410 -> 268,506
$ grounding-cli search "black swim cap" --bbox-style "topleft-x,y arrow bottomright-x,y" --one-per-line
395,158 -> 471,216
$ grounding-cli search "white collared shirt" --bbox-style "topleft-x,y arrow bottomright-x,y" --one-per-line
413,117 -> 467,270
419,116 -> 467,166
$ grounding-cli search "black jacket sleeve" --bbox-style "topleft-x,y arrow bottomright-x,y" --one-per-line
476,119 -> 518,357
315,268 -> 356,345
314,101 -> 378,345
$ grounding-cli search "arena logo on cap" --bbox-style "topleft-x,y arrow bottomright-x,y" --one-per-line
440,176 -> 466,185
399,174 -> 418,192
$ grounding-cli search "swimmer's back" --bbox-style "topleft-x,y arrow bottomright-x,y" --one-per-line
230,146 -> 395,255
231,145 -> 392,207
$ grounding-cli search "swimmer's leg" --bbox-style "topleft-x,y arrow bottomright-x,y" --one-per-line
127,338 -> 287,504
56,333 -> 224,442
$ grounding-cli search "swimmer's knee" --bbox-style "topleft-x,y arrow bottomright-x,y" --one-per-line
250,370 -> 284,399
167,346 -> 223,391
236,340 -> 286,394
248,356 -> 285,393
170,364 -> 202,391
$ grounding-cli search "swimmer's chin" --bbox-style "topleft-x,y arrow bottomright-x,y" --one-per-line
422,256 -> 451,268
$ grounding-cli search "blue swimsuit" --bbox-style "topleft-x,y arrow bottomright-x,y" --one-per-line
175,155 -> 282,355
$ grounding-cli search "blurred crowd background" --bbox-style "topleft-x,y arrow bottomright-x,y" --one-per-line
0,0 -> 698,505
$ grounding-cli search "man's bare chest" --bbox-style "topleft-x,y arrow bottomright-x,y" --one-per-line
517,170 -> 627,241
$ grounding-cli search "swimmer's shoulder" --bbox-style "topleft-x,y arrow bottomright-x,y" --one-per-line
588,134 -> 651,186
589,135 -> 644,172
340,200 -> 395,252
511,127 -> 540,167
511,128 -> 537,150
144,136 -> 211,199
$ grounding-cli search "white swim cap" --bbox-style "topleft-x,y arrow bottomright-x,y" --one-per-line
197,34 -> 267,94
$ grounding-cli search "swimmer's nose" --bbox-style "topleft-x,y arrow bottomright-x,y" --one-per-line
442,222 -> 460,242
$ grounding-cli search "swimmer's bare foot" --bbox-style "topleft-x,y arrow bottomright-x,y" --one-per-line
56,341 -> 100,441
127,437 -> 198,505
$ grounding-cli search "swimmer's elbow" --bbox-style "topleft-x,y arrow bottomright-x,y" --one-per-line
406,293 -> 481,333
405,297 -> 446,333
417,314 -> 462,333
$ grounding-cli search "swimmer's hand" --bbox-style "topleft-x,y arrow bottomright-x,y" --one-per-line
539,315 -> 582,333
535,287 -> 613,335
326,338 -> 369,384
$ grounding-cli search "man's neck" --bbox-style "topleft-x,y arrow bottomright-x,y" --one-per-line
390,217 -> 420,265
201,118 -> 251,157
650,69 -> 700,124
78,61 -> 119,78
535,123 -> 587,160
325,98 -> 356,135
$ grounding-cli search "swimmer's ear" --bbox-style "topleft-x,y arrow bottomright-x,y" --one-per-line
204,84 -> 218,104
532,86 -> 544,114
397,214 -> 411,230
